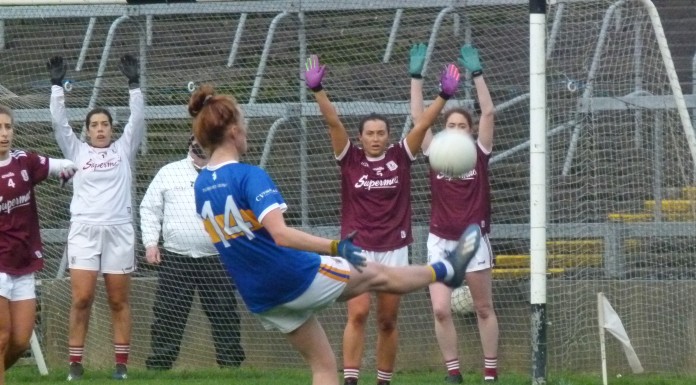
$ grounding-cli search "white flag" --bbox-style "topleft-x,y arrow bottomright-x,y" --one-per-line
600,294 -> 644,374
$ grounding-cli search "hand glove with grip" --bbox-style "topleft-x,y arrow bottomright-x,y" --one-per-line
47,56 -> 67,87
304,54 -> 326,92
458,44 -> 483,78
118,54 -> 140,89
330,230 -> 367,272
438,63 -> 461,100
59,162 -> 78,188
409,43 -> 427,79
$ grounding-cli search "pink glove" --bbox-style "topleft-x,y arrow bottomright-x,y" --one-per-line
305,54 -> 326,92
439,63 -> 461,100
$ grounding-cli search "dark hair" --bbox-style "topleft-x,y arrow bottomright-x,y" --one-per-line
0,105 -> 13,123
443,107 -> 473,128
358,113 -> 390,135
85,107 -> 113,130
188,84 -> 242,152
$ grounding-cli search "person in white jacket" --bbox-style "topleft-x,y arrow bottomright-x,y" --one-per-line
140,135 -> 244,370
47,54 -> 144,381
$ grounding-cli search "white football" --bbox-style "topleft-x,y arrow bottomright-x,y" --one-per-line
428,130 -> 477,177
451,285 -> 475,315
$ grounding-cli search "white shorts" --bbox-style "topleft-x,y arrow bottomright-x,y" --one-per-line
427,233 -> 494,273
0,273 -> 36,301
256,255 -> 350,333
362,246 -> 409,267
67,222 -> 136,274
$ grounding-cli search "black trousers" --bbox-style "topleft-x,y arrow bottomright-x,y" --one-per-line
146,252 -> 245,369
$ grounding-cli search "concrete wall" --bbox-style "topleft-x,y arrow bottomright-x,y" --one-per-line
39,278 -> 696,374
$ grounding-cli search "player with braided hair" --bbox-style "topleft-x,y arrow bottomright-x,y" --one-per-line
410,43 -> 500,384
188,82 -> 481,385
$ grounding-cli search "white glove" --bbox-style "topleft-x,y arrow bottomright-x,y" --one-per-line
59,162 -> 77,187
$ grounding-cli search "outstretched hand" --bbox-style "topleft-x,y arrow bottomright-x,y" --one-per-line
304,54 -> 326,92
47,56 -> 67,87
439,63 -> 461,100
118,54 -> 140,89
458,44 -> 483,76
409,43 -> 427,78
333,230 -> 367,272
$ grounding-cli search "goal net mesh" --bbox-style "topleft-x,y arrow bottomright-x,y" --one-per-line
2,0 -> 693,376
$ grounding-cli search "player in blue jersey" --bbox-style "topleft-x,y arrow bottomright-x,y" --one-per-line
188,83 -> 481,385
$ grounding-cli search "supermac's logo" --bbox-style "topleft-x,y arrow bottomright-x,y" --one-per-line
355,175 -> 399,190
437,168 -> 477,181
0,191 -> 31,214
83,153 -> 121,171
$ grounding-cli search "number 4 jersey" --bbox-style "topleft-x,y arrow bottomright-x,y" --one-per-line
0,150 -> 49,275
193,160 -> 321,314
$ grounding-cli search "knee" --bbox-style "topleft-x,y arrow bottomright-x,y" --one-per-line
0,329 -> 9,353
376,316 -> 398,333
108,297 -> 129,313
347,308 -> 370,327
11,339 -> 30,355
72,294 -> 94,311
474,301 -> 494,320
432,304 -> 453,323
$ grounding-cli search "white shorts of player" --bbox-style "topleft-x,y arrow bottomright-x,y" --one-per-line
256,255 -> 351,334
362,245 -> 409,267
427,232 -> 494,273
67,222 -> 136,274
0,273 -> 36,301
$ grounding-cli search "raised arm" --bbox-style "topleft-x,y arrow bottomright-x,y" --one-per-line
47,56 -> 81,160
114,54 -> 145,161
459,45 -> 495,152
305,55 -> 350,157
405,63 -> 461,155
407,43 -> 434,153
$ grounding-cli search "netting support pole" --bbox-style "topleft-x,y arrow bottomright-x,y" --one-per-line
76,17 -> 96,71
421,6 -> 455,76
298,11 -> 309,226
382,9 -> 403,64
259,117 -> 290,169
632,9 -> 644,149
529,1 -> 547,384
227,13 -> 248,68
30,329 -> 48,375
249,11 -> 289,104
652,112 -> 664,221
562,0 -> 626,177
638,0 -> 696,184
0,20 -> 6,51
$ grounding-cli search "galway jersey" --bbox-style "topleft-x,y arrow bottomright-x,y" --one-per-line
194,161 -> 321,314
337,140 -> 415,252
50,86 -> 144,225
0,150 -> 49,275
426,140 -> 492,239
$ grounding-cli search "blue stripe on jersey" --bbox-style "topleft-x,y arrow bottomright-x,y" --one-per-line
194,162 -> 321,314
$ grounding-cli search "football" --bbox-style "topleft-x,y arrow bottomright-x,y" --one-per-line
428,129 -> 477,177
451,285 -> 475,315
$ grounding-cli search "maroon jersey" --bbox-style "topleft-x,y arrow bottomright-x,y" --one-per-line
0,150 -> 50,275
337,140 -> 415,251
428,141 -> 491,240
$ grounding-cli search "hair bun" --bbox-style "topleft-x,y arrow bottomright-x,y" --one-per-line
188,84 -> 215,118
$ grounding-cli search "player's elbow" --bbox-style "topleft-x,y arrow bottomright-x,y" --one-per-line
267,227 -> 293,248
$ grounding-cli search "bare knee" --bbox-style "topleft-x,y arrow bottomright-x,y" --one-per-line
72,294 -> 94,311
0,329 -> 9,355
376,315 -> 398,333
474,301 -> 494,320
433,303 -> 453,323
108,297 -> 129,313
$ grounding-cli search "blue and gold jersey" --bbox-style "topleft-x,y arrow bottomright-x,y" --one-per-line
194,160 -> 320,313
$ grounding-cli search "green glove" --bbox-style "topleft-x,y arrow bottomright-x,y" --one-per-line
458,44 -> 483,77
409,43 -> 427,79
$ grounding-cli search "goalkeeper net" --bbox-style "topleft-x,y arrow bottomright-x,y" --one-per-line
2,0 -> 694,376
